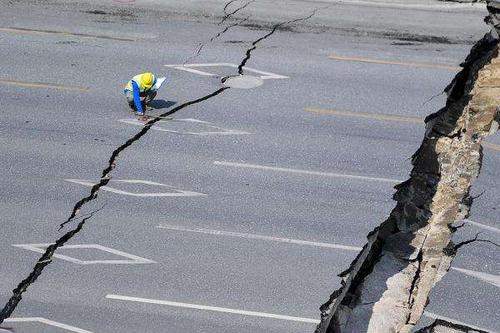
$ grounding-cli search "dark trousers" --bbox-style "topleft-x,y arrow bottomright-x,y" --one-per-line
125,90 -> 157,110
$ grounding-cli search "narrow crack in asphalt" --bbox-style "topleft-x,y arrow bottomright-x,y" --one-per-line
453,232 -> 500,251
316,6 -> 500,332
183,14 -> 251,65
405,250 -> 424,326
449,222 -> 466,232
219,0 -> 255,26
222,0 -> 239,14
183,0 -> 256,65
0,8 -> 324,324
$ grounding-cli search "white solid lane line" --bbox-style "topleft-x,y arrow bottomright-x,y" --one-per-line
451,267 -> 500,289
464,219 -> 500,235
106,295 -> 321,324
213,161 -> 402,184
156,224 -> 362,251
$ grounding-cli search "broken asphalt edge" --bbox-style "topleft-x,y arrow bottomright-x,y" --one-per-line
316,6 -> 500,333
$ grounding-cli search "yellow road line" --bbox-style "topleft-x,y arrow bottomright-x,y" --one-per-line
0,79 -> 89,92
305,107 -> 500,152
482,142 -> 500,152
304,107 -> 424,124
0,27 -> 135,42
328,55 -> 461,71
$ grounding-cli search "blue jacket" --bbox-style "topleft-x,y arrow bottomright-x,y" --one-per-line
126,81 -> 143,114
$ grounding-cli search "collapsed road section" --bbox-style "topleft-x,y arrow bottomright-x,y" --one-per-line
316,3 -> 500,333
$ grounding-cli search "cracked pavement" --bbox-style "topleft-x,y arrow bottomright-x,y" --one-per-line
0,0 -> 499,332
0,6 -> 327,321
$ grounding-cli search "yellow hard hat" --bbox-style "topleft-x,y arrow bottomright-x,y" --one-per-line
141,72 -> 155,89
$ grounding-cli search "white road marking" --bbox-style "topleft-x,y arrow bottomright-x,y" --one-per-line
451,267 -> 500,289
424,311 -> 498,333
172,66 -> 216,76
106,294 -> 320,324
156,224 -> 362,251
65,179 -> 207,197
164,63 -> 289,80
119,118 -> 251,136
4,317 -> 94,333
213,161 -> 402,183
463,219 -> 500,235
12,244 -> 156,265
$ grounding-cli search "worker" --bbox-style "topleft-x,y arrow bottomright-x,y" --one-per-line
124,72 -> 158,116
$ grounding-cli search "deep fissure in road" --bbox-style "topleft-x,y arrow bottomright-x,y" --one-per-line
316,7 -> 500,333
0,7 -> 323,325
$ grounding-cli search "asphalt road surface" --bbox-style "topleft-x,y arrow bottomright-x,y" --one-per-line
0,1 -> 499,332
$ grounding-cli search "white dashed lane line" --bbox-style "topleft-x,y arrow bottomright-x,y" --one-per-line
464,219 -> 500,235
106,294 -> 320,324
156,224 -> 363,251
450,267 -> 500,289
213,161 -> 402,183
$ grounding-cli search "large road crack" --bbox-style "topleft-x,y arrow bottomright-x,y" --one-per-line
0,8 -> 324,325
316,5 -> 500,333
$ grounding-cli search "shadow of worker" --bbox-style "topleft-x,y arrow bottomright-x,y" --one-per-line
149,99 -> 177,110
